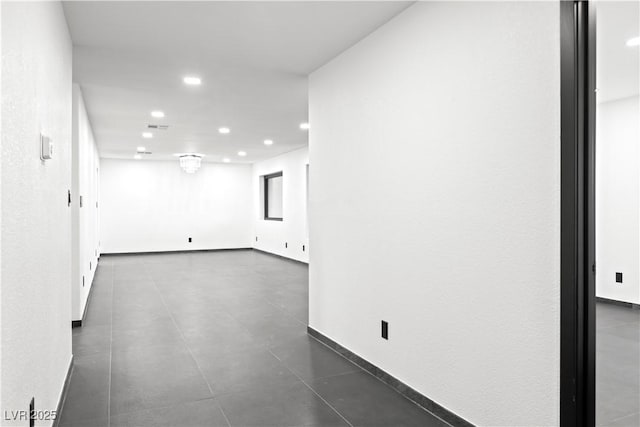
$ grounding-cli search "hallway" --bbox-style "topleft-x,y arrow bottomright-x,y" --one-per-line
59,250 -> 447,427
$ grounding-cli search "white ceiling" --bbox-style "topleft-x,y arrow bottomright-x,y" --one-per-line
597,0 -> 639,104
63,1 -> 413,163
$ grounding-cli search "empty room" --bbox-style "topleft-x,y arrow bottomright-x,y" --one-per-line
1,1 -> 637,427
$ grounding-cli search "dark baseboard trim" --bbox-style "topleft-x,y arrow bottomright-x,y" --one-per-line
100,248 -> 309,268
101,247 -> 253,256
307,326 -> 474,427
596,296 -> 640,310
53,356 -> 74,427
252,248 -> 309,266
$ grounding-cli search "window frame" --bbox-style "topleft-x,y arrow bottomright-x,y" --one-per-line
264,171 -> 284,221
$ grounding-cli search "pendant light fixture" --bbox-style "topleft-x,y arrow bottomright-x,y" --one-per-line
178,154 -> 203,173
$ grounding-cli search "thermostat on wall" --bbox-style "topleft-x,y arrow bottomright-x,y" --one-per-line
40,133 -> 53,160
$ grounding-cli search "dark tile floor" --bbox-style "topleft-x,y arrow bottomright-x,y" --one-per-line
59,250 -> 448,427
596,302 -> 640,427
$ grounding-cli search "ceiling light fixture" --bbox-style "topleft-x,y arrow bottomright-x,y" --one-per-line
183,76 -> 202,85
134,154 -> 142,160
626,36 -> 640,47
218,127 -> 230,134
178,154 -> 203,174
151,111 -> 165,118
223,158 -> 230,163
299,122 -> 310,130
237,151 -> 247,157
137,146 -> 146,152
142,132 -> 153,138
264,139 -> 273,146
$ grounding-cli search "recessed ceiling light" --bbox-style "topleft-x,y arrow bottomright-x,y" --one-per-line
237,151 -> 247,157
137,146 -> 146,152
183,76 -> 202,85
151,111 -> 165,118
299,122 -> 310,130
264,139 -> 273,146
218,127 -> 230,134
223,158 -> 230,163
142,132 -> 153,138
626,36 -> 640,47
134,154 -> 142,160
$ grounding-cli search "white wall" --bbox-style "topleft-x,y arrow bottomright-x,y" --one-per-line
100,159 -> 252,253
1,1 -> 73,425
252,147 -> 309,263
71,85 -> 101,321
309,2 -> 560,426
596,95 -> 640,305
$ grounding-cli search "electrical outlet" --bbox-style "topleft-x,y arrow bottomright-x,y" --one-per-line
616,272 -> 623,283
303,245 -> 305,252
89,261 -> 92,270
188,237 -> 192,243
256,236 -> 258,242
82,276 -> 85,287
381,321 -> 388,340
285,242 -> 288,248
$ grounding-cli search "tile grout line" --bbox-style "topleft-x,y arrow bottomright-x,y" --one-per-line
216,403 -> 233,427
213,262 -> 444,427
206,263 -> 328,425
96,254 -> 449,427
604,410 -> 640,425
107,262 -> 114,427
216,265 -> 306,355
265,299 -> 308,328
306,333 -> 455,427
267,349 -> 355,427
144,262 -> 233,427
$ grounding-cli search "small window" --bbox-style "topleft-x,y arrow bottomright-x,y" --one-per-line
264,172 -> 283,221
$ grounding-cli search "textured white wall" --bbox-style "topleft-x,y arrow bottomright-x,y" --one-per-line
309,2 -> 560,425
100,159 -> 253,253
252,147 -> 309,263
71,85 -> 101,321
596,95 -> 640,305
1,1 -> 73,424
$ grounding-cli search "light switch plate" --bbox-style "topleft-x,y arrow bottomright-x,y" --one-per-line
40,134 -> 53,160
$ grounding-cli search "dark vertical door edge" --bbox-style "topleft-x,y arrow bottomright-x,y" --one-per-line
560,2 -> 596,427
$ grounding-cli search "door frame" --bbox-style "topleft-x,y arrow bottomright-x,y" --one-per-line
560,1 -> 596,426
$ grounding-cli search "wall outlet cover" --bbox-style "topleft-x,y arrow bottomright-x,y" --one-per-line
381,320 -> 389,340
616,272 -> 623,283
